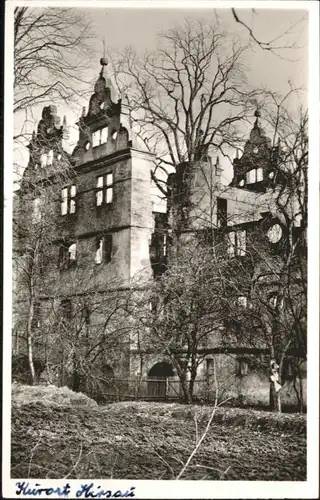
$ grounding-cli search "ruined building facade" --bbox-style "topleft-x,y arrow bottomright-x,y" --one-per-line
13,60 -> 307,408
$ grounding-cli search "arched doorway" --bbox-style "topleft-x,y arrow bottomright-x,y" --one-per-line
147,361 -> 174,398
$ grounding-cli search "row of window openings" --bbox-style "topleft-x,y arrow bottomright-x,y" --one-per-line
60,174 -> 113,215
239,168 -> 275,187
36,150 -> 63,168
85,128 -> 118,150
238,168 -> 263,186
32,300 -> 91,328
235,294 -> 284,309
205,358 -> 250,377
59,235 -> 112,269
58,230 -> 244,264
149,294 -> 282,315
206,358 -> 294,378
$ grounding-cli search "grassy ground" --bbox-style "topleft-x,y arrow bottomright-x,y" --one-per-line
11,385 -> 306,480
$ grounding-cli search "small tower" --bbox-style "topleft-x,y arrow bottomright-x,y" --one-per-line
231,109 -> 278,192
23,105 -> 69,187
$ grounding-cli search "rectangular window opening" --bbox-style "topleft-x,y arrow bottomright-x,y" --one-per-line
61,188 -> 68,215
59,242 -> 77,269
104,234 -> 112,263
95,237 -> 103,264
236,358 -> 249,377
256,167 -> 263,182
106,173 -> 113,204
246,169 -> 256,184
95,235 -> 112,263
92,130 -> 100,148
61,185 -> 77,215
227,230 -> 246,257
96,174 -> 114,206
217,198 -> 228,228
101,127 -> 108,144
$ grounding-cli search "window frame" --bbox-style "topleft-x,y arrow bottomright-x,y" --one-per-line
217,198 -> 228,228
60,185 -> 77,216
95,173 -> 114,207
59,242 -> 77,270
246,168 -> 264,184
236,358 -> 249,377
94,234 -> 113,264
92,126 -> 108,148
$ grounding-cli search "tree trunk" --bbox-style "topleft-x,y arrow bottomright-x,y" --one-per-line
188,364 -> 197,402
60,349 -> 65,386
72,366 -> 81,392
167,353 -> 192,404
180,372 -> 192,403
71,348 -> 80,392
270,382 -> 282,413
299,375 -> 304,413
26,299 -> 36,385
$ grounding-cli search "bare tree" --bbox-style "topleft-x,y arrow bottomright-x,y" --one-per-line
128,237 -> 230,404
13,108 -> 76,384
230,8 -> 307,57
39,269 -> 134,398
109,20 -> 260,196
222,99 -> 307,412
14,7 -> 94,118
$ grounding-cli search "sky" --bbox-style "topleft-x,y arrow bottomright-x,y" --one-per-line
13,6 -> 308,186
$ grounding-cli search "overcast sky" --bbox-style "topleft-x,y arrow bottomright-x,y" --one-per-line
13,6 -> 308,185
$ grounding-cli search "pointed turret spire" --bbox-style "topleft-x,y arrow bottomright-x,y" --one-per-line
253,107 -> 261,128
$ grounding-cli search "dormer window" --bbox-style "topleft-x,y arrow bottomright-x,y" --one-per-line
96,173 -> 113,206
246,169 -> 256,184
40,150 -> 53,167
246,168 -> 263,184
92,126 -> 108,147
256,167 -> 263,181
